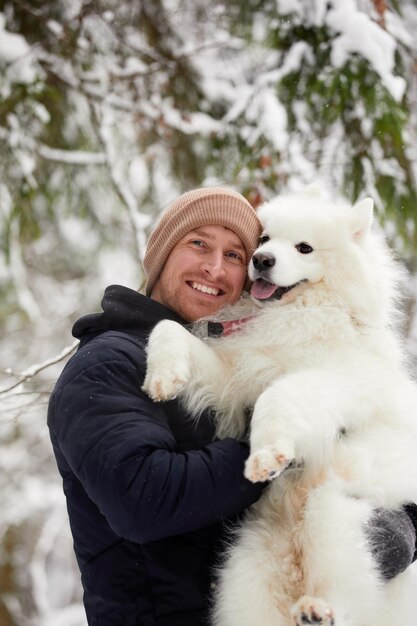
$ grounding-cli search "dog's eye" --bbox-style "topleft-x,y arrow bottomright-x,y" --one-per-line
295,242 -> 313,254
259,234 -> 270,245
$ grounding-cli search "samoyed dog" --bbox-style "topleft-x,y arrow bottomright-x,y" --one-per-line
143,185 -> 417,626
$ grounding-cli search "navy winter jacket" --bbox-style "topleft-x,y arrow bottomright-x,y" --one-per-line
48,285 -> 263,625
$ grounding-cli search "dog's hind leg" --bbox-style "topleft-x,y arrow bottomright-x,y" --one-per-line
296,479 -> 386,626
290,595 -> 334,625
212,520 -> 294,626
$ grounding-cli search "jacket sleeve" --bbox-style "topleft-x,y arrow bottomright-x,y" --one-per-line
50,334 -> 263,543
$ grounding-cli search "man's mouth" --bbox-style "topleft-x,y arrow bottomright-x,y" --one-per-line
187,281 -> 225,296
250,278 -> 306,301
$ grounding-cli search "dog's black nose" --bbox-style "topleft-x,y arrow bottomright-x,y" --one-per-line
252,252 -> 276,271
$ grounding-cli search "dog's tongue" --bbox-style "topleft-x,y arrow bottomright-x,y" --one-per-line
250,278 -> 278,300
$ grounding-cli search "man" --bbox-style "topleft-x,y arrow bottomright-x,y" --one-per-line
48,186 -> 417,626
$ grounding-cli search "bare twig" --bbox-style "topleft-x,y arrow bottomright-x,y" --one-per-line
372,0 -> 387,27
9,0 -> 45,18
0,340 -> 79,395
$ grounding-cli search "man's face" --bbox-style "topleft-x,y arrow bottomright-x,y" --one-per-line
151,224 -> 247,321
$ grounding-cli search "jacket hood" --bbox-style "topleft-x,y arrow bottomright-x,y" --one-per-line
72,284 -> 185,340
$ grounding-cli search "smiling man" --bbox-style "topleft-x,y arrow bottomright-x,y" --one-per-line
144,187 -> 259,321
47,187 -> 264,626
150,224 -> 246,320
48,186 -> 417,626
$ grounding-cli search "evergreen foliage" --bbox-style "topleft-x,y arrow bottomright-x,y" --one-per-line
1,2 -> 417,624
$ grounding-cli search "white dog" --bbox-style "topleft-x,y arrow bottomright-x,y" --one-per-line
142,186 -> 417,626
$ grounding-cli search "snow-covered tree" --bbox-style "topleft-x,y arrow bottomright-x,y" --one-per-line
1,1 -> 417,624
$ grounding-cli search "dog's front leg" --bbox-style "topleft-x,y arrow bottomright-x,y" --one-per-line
142,320 -> 193,401
244,380 -> 296,483
244,369 -> 349,483
142,320 -> 227,407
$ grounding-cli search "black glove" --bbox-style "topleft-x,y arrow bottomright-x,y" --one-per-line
364,503 -> 417,581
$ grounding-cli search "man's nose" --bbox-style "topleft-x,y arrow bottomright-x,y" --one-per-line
201,251 -> 226,278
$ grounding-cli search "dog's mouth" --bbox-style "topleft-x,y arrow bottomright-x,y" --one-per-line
250,278 -> 306,301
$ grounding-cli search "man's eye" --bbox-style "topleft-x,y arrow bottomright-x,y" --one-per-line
226,251 -> 243,261
191,240 -> 205,247
259,234 -> 270,245
295,242 -> 314,254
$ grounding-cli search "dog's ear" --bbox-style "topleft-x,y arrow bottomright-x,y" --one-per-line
350,198 -> 374,241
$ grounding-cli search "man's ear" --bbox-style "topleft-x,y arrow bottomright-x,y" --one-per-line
350,198 -> 374,241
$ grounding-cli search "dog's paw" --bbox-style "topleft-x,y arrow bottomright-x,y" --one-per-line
291,596 -> 334,626
142,359 -> 190,401
244,446 -> 292,483
142,320 -> 192,401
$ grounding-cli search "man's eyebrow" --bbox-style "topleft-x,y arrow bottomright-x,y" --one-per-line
190,227 -> 246,250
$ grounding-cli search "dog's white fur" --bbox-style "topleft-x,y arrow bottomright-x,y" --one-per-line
143,185 -> 417,626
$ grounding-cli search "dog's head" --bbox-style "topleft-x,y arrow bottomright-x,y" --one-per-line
248,185 -> 385,321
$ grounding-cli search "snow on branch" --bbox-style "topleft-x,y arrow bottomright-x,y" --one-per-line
0,339 -> 79,396
90,102 -> 150,262
326,1 -> 406,102
37,144 -> 107,165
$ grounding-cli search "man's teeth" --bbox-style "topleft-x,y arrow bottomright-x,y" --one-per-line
191,282 -> 219,296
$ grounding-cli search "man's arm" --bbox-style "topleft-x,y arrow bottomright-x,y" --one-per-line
48,335 -> 263,543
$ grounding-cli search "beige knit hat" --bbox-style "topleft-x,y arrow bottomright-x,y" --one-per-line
143,187 -> 262,296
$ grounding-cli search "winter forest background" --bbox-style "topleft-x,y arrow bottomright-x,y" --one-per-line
1,0 -> 417,624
